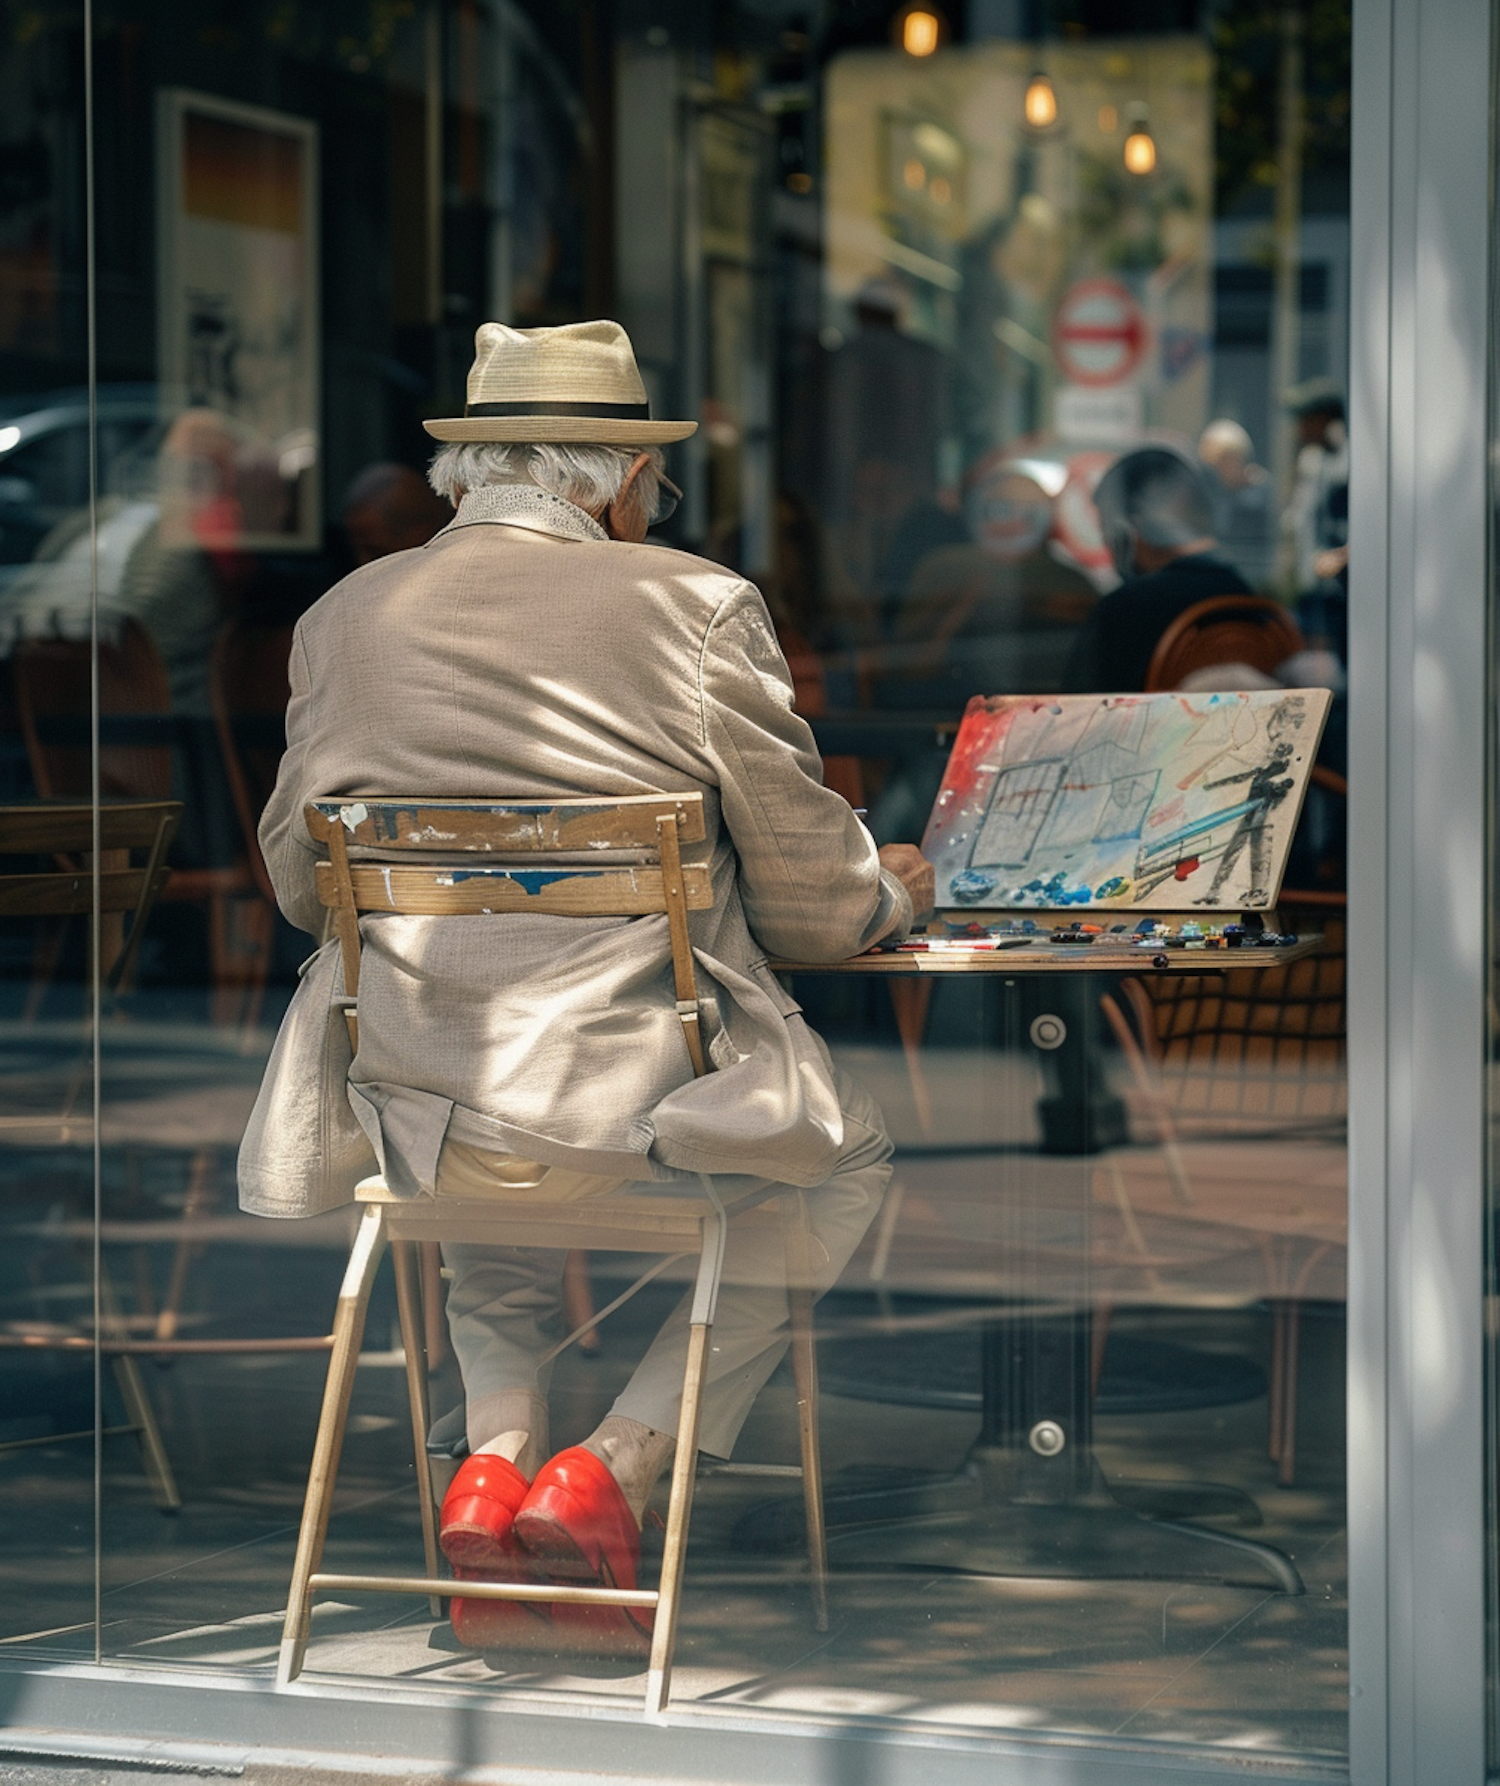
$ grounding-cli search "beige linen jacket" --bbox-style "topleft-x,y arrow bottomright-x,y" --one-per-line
245,486 -> 909,1217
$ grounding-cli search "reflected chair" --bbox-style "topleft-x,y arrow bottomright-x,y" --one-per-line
1098,906 -> 1347,1485
276,794 -> 829,1716
0,799 -> 346,1503
1143,595 -> 1304,692
0,799 -> 182,1509
14,620 -> 268,1026
208,620 -> 292,1030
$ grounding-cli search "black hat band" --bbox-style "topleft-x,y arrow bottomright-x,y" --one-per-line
465,399 -> 652,419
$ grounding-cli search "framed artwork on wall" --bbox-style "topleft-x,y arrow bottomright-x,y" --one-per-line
156,89 -> 320,549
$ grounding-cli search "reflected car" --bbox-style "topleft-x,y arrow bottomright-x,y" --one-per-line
0,386 -> 164,583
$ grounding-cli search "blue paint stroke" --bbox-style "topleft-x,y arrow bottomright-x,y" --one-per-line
1137,800 -> 1258,864
442,869 -> 579,891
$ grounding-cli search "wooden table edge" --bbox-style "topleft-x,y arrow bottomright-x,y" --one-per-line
769,937 -> 1324,975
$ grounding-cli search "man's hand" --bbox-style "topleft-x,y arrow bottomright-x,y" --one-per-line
878,843 -> 935,927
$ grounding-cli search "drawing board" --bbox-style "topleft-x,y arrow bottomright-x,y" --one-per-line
920,689 -> 1332,912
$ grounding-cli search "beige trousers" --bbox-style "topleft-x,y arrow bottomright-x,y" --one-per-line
438,1070 -> 892,1460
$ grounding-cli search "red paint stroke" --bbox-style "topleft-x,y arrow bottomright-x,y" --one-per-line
934,698 -> 1018,806
1173,856 -> 1200,881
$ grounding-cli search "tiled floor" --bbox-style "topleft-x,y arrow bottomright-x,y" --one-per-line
0,1013 -> 1348,1767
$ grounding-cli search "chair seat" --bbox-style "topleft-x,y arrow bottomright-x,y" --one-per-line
356,1174 -> 711,1250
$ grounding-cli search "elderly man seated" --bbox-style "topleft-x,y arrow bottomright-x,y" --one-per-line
252,319 -> 931,1652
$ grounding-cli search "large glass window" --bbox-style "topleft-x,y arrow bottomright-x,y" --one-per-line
0,0 -> 1350,1766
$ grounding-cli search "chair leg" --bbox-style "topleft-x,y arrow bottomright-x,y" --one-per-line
98,1264 -> 180,1512
392,1238 -> 442,1615
111,1355 -> 181,1513
238,896 -> 276,1037
646,1181 -> 727,1720
885,979 -> 935,1137
278,1206 -> 386,1687
563,1248 -> 601,1356
1089,1300 -> 1114,1404
1268,1300 -> 1287,1466
420,1241 -> 450,1370
784,1193 -> 828,1632
646,1321 -> 711,1719
155,1147 -> 217,1343
1277,1303 -> 1302,1487
788,1287 -> 828,1633
868,1175 -> 905,1286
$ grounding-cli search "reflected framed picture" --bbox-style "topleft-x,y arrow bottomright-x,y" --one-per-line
156,89 -> 320,549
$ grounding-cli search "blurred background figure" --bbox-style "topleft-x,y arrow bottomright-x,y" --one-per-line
822,277 -> 948,605
0,407 -> 251,715
1282,377 -> 1349,591
867,456 -> 1096,849
1197,418 -> 1274,590
890,454 -> 1096,707
1062,446 -> 1251,693
761,488 -> 865,807
341,462 -> 453,567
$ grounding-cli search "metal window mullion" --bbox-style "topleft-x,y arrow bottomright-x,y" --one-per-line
1354,2 -> 1495,1783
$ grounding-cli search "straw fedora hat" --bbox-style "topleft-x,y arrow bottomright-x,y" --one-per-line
423,319 -> 697,445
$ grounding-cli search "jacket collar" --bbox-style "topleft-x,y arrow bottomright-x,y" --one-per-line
438,484 -> 608,544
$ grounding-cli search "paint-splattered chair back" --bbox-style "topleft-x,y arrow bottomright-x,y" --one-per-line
302,794 -> 712,1075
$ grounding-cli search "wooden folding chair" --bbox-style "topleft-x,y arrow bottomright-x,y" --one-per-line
276,795 -> 828,1716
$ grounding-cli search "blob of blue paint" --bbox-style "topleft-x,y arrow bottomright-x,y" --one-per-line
949,869 -> 997,904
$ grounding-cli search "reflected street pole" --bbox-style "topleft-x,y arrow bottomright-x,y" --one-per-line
1269,4 -> 1304,590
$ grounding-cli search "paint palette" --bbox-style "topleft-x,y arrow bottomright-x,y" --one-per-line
920,690 -> 1332,913
885,917 -> 1305,956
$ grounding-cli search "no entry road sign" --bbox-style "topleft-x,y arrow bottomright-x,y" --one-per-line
1052,278 -> 1147,387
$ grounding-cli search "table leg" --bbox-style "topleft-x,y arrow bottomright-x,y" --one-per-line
754,976 -> 1304,1596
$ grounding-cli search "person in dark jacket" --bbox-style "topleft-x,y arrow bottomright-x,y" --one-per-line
1062,446 -> 1251,693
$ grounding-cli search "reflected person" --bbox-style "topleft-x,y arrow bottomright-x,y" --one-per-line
341,461 -> 452,566
1061,447 -> 1253,694
1197,419 -> 1274,592
891,457 -> 1097,704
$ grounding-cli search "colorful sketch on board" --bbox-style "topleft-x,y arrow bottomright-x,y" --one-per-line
920,689 -> 1332,911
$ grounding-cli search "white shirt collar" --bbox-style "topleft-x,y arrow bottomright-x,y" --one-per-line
441,484 -> 608,543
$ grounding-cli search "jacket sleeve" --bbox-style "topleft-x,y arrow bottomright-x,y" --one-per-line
697,582 -> 912,962
258,621 -> 326,937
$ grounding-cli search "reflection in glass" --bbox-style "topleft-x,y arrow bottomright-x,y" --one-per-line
0,0 -> 1353,1763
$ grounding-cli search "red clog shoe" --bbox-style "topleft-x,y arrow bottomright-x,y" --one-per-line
439,1451 -> 530,1571
512,1446 -> 653,1652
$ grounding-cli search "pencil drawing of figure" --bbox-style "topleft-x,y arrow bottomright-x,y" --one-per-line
1199,740 -> 1297,904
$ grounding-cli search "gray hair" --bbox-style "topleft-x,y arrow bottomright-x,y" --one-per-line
1093,447 -> 1215,577
427,440 -> 666,522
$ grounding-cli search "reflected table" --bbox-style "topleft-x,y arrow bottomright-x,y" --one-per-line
765,933 -> 1322,1597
